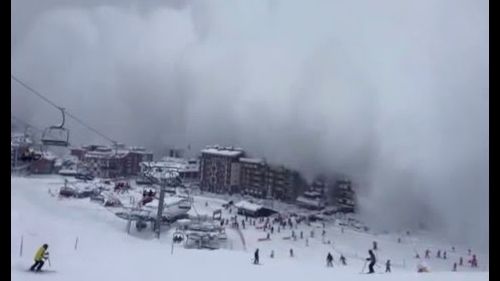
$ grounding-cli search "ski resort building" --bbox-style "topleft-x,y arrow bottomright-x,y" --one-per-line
29,152 -> 57,174
296,177 -> 328,210
239,157 -> 267,197
70,144 -> 153,178
139,157 -> 199,183
333,179 -> 356,213
296,191 -> 325,210
234,200 -> 277,217
238,158 -> 307,202
199,146 -> 245,194
265,164 -> 306,202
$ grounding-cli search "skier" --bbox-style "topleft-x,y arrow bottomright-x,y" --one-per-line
443,251 -> 447,259
270,250 -> 274,258
453,262 -> 457,272
267,233 -> 270,240
254,248 -> 260,265
470,254 -> 478,267
459,257 -> 464,266
322,229 -> 326,237
366,249 -> 376,274
340,255 -> 347,265
290,248 -> 294,257
30,244 -> 49,272
437,250 -> 441,258
373,241 -> 378,251
425,249 -> 430,259
326,252 -> 334,267
385,259 -> 391,273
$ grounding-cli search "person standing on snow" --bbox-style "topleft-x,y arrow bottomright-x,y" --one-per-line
326,252 -> 334,267
254,248 -> 260,264
340,255 -> 347,265
270,250 -> 274,258
385,259 -> 391,273
366,249 -> 377,274
290,248 -> 294,257
470,254 -> 478,267
30,244 -> 49,272
425,249 -> 431,259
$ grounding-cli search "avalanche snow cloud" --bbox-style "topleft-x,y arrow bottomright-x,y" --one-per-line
11,0 -> 488,250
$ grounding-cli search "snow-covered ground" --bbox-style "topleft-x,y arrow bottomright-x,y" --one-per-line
11,175 -> 488,280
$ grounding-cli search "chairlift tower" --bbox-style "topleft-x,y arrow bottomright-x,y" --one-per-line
154,169 -> 180,239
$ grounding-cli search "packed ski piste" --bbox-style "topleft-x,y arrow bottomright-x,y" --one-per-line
11,175 -> 488,280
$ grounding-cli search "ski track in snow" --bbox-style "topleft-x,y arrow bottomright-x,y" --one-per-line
11,175 -> 488,281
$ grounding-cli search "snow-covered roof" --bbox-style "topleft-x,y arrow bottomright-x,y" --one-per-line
201,148 -> 243,157
59,169 -> 78,175
240,157 -> 265,164
303,191 -> 322,198
141,158 -> 199,173
150,170 -> 180,181
234,200 -> 262,212
146,196 -> 188,211
296,196 -> 323,207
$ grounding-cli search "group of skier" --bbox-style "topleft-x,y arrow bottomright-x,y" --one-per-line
326,252 -> 347,267
418,247 -> 479,271
253,246 -> 392,274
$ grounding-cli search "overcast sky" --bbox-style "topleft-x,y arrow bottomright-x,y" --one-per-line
11,0 -> 488,250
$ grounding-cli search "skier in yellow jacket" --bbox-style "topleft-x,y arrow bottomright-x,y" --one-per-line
30,244 -> 49,272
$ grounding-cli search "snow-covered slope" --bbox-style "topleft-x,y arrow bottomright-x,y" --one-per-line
11,176 -> 488,281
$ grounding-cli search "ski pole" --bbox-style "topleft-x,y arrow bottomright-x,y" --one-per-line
360,260 -> 367,273
47,257 -> 51,267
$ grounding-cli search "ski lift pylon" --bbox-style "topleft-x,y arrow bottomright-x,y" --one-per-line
41,107 -> 70,147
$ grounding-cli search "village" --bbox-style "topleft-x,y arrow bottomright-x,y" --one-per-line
11,128 -> 357,217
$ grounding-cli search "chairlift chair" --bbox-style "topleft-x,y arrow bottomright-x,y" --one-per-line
41,107 -> 70,147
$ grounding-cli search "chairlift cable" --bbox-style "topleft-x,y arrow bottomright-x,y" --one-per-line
11,74 -> 116,145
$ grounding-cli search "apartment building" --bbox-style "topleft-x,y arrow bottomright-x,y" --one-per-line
199,146 -> 244,194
